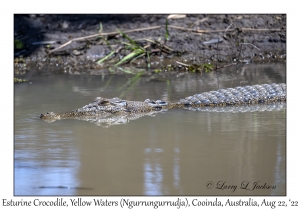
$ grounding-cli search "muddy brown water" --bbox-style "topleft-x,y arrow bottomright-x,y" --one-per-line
14,64 -> 286,195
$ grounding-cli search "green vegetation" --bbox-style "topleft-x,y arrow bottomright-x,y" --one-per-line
14,40 -> 24,50
97,30 -> 150,67
96,18 -> 173,69
187,63 -> 214,73
14,78 -> 27,83
165,18 -> 170,41
94,19 -> 219,74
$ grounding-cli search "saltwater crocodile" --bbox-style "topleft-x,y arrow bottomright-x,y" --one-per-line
40,83 -> 286,126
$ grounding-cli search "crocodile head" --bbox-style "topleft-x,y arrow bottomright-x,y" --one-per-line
40,112 -> 61,122
40,96 -> 170,124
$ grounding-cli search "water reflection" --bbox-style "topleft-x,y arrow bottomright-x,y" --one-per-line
271,135 -> 286,195
15,159 -> 80,195
14,128 -> 81,195
143,147 -> 182,195
173,147 -> 181,190
144,148 -> 164,195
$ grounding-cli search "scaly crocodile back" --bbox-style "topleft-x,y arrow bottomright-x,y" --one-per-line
174,83 -> 286,107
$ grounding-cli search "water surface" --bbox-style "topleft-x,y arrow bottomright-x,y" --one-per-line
14,64 -> 286,195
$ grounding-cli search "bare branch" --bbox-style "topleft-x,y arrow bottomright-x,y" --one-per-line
49,26 -> 162,54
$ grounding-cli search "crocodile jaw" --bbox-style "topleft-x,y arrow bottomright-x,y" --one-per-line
40,112 -> 61,122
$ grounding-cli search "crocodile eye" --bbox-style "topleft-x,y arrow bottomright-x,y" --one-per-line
100,100 -> 110,105
158,101 -> 167,106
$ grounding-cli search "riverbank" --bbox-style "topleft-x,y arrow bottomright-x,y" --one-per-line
14,14 -> 286,75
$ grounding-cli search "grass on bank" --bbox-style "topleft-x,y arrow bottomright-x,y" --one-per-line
97,19 -> 172,69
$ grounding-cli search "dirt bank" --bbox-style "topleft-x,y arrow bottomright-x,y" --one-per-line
14,14 -> 286,74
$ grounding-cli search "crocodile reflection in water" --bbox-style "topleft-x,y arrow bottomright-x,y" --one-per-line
40,83 -> 286,127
